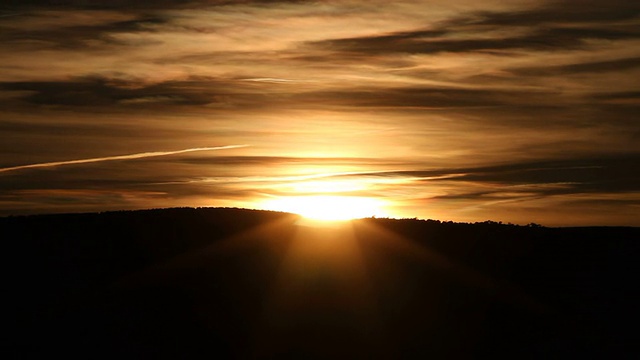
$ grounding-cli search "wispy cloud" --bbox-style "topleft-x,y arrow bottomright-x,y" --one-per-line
0,13 -> 24,18
0,145 -> 248,174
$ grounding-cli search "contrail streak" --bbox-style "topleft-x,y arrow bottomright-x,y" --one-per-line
0,145 -> 249,174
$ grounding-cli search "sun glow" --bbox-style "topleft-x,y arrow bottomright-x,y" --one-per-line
262,195 -> 388,221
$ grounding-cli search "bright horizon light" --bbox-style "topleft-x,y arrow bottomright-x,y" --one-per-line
261,195 -> 388,221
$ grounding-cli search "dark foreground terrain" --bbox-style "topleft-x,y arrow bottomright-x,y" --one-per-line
2,208 -> 638,359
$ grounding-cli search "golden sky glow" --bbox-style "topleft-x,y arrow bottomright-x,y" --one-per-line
261,195 -> 388,221
0,0 -> 639,225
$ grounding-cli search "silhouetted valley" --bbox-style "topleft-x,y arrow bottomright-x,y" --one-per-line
2,208 -> 638,359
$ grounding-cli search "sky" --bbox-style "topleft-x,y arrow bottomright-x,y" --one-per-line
0,0 -> 639,226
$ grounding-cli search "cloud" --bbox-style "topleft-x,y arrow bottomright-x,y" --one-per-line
0,13 -> 168,49
0,77 -> 212,107
288,86 -> 558,109
0,13 -> 25,18
591,91 -> 640,105
0,145 -> 248,174
0,76 -> 291,110
162,154 -> 640,199
309,5 -> 640,56
3,0 -> 311,11
508,57 -> 640,76
465,0 -> 640,26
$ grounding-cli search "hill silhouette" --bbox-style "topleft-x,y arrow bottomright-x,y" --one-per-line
2,208 -> 638,359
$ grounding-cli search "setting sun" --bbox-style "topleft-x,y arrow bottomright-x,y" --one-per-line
261,195 -> 388,221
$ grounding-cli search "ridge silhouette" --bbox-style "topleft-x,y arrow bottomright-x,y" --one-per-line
2,208 -> 638,359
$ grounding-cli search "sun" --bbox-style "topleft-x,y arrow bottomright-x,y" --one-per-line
261,195 -> 387,221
